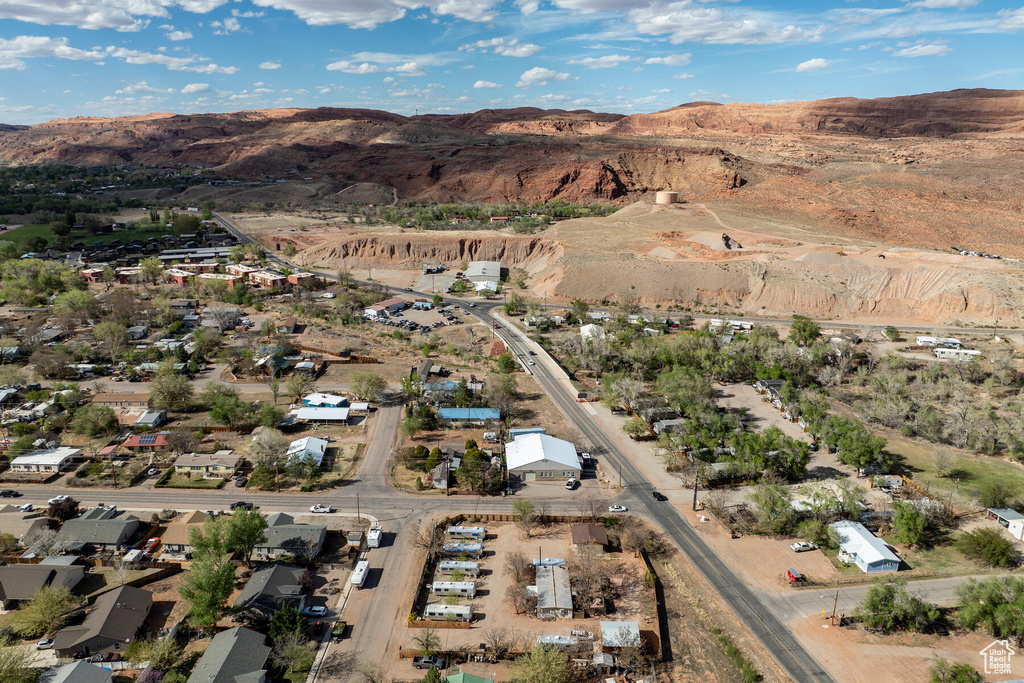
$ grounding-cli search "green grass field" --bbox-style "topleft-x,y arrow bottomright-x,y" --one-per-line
1,222 -> 170,250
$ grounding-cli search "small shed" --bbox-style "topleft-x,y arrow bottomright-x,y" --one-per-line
347,531 -> 364,549
134,409 -> 166,429
987,508 -> 1024,540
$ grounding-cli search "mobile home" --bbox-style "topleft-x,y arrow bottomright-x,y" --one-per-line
446,525 -> 486,540
437,560 -> 479,577
442,542 -> 484,558
423,604 -> 473,622
350,560 -> 369,589
431,581 -> 477,598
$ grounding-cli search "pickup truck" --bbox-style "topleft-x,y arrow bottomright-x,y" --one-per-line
412,656 -> 445,670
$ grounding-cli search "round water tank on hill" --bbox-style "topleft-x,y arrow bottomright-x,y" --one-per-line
656,191 -> 678,205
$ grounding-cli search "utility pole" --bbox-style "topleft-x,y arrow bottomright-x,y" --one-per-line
356,492 -> 360,523
830,589 -> 839,626
692,474 -> 699,511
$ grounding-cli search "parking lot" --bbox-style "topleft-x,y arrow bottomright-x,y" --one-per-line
365,305 -> 465,333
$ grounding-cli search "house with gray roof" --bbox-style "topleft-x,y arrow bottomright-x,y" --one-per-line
0,504 -> 48,544
53,585 -> 151,657
253,513 -> 326,560
54,508 -> 139,553
233,563 -> 307,617
0,563 -> 85,610
44,661 -> 112,683
186,626 -> 271,683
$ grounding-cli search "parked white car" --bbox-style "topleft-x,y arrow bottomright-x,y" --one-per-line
608,505 -> 628,513
309,504 -> 333,513
790,541 -> 819,553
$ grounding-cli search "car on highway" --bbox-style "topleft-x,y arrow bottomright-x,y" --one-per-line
651,491 -> 667,501
0,489 -> 20,497
493,323 -> 499,329
468,303 -> 475,307
229,501 -> 253,510
47,495 -> 69,505
142,537 -> 160,553
302,605 -> 327,616
790,541 -> 818,553
309,504 -> 333,513
608,505 -> 628,513
528,360 -> 535,366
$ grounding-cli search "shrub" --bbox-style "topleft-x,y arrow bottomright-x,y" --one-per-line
955,528 -> 1018,568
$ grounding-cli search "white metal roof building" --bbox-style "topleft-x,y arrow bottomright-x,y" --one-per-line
423,604 -> 472,621
303,393 -> 347,408
988,508 -> 1024,540
287,436 -> 328,468
830,520 -> 900,573
464,261 -> 501,284
536,565 -> 573,618
505,434 -> 580,482
10,447 -> 80,473
293,407 -> 350,424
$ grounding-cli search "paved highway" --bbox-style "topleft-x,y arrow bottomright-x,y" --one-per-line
210,212 -> 835,681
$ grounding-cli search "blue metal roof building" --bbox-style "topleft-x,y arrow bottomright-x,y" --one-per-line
438,408 -> 500,424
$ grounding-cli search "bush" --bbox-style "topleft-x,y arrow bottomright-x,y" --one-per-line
954,528 -> 1018,568
854,577 -> 939,632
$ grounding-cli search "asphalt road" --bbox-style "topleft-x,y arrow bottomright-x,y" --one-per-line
211,211 -> 836,681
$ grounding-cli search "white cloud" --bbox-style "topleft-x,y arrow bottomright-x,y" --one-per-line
167,29 -> 193,40
893,42 -> 950,57
907,0 -> 979,7
248,0 -> 499,29
349,51 -> 452,66
231,8 -> 265,17
181,82 -> 210,93
0,35 -> 105,70
689,89 -> 729,100
259,61 -> 281,69
671,72 -> 693,79
795,57 -> 830,72
0,0 -> 228,32
644,53 -> 691,66
997,7 -> 1024,30
107,47 -> 239,73
326,60 -> 382,74
391,61 -> 426,76
460,37 -> 541,57
651,88 -> 671,93
516,66 -> 570,87
567,54 -> 636,69
627,2 -> 823,45
115,80 -> 174,94
211,16 -> 241,34
473,80 -> 501,88
515,0 -> 539,14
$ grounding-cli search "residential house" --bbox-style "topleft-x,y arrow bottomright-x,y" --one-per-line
164,268 -> 192,286
536,565 -> 573,618
10,447 -> 80,474
186,626 -> 271,683
168,299 -> 198,317
934,347 -> 982,361
570,523 -> 608,548
0,563 -> 85,611
54,508 -> 140,553
122,434 -> 170,453
437,408 -> 500,425
47,661 -> 112,683
287,437 -> 328,468
288,272 -> 315,287
293,407 -> 350,424
253,513 -> 326,559
226,263 -> 258,279
233,563 -> 308,616
303,393 -> 348,408
126,325 -> 148,341
173,451 -> 242,477
134,410 -> 166,429
276,317 -> 298,334
506,434 -> 580,482
830,520 -> 900,573
53,585 -> 151,657
161,510 -> 211,554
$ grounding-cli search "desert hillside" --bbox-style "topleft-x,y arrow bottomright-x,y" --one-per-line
3,89 -> 1024,257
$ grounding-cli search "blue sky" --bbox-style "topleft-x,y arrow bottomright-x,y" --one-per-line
0,0 -> 1022,124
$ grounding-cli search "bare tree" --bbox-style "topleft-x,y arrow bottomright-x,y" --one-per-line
621,523 -> 665,558
113,559 -> 132,586
566,544 -> 603,612
483,626 -> 527,657
575,494 -> 605,522
408,523 -> 444,560
504,584 -> 535,615
356,661 -> 385,683
504,551 -> 532,587
411,628 -> 441,656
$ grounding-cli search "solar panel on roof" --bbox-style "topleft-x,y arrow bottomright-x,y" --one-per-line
139,435 -> 157,445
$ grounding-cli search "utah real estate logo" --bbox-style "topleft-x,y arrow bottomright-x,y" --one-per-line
981,639 -> 1015,675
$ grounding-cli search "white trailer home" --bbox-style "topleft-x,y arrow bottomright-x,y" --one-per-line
423,604 -> 473,622
437,560 -> 480,577
431,581 -> 477,598
350,560 -> 369,588
446,525 -> 486,540
442,542 -> 484,558
934,348 -> 981,362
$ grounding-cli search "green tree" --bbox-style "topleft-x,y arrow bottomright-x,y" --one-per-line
978,482 -> 1016,509
179,557 -> 235,628
788,315 -> 820,346
422,667 -> 443,683
513,499 -> 538,537
286,373 -> 316,402
210,394 -> 257,429
283,243 -> 297,257
496,352 -> 516,373
150,368 -> 194,412
351,371 -> 387,401
258,404 -> 285,427
504,293 -> 526,316
747,483 -> 796,534
892,502 -> 927,548
188,514 -> 231,563
70,404 -> 118,436
272,634 -> 315,676
227,508 -> 268,567
268,604 -> 307,643
621,416 -> 649,439
954,528 -> 1018,568
929,657 -> 983,683
0,642 -> 36,683
956,576 -> 1024,640
93,321 -> 129,359
511,645 -> 571,683
138,257 -> 165,288
854,577 -> 939,632
424,447 -> 443,473
7,585 -> 77,637
883,326 -> 900,342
